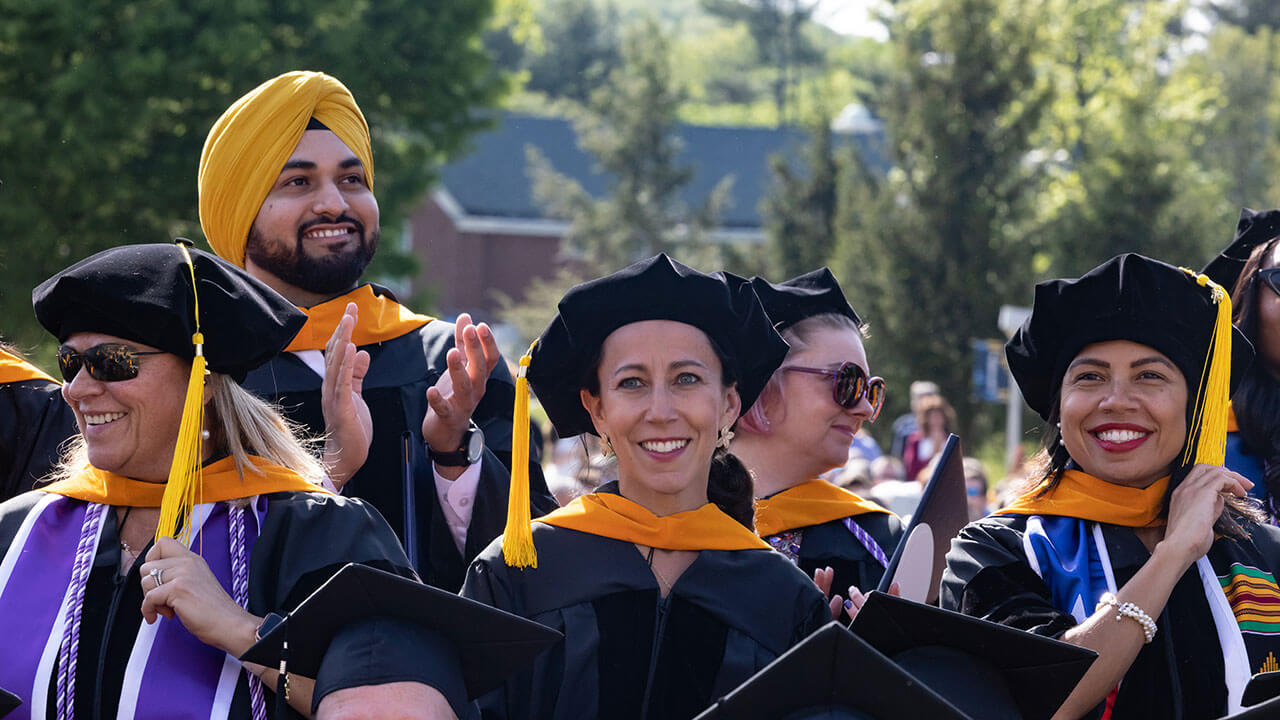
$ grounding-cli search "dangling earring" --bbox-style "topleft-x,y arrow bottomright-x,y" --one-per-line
717,425 -> 734,450
201,429 -> 211,441
601,434 -> 614,458
1055,421 -> 1062,447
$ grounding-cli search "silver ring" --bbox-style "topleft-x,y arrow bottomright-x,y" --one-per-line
150,567 -> 165,587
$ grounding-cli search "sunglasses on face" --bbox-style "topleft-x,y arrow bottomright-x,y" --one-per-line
1259,268 -> 1280,297
781,362 -> 886,421
57,343 -> 165,383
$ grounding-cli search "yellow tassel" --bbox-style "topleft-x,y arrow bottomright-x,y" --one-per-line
502,341 -> 539,568
1180,268 -> 1233,468
156,244 -> 207,546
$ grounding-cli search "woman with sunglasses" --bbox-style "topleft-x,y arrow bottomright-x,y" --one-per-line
942,254 -> 1279,719
462,254 -> 828,720
0,243 -> 464,719
0,342 -> 76,501
1203,208 -> 1280,520
729,269 -> 900,619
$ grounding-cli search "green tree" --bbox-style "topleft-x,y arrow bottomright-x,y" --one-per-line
833,0 -> 1052,438
525,0 -> 622,104
700,0 -> 823,124
1033,0 -> 1231,276
0,0 -> 504,349
1207,0 -> 1280,33
499,16 -> 735,342
761,117 -> 841,278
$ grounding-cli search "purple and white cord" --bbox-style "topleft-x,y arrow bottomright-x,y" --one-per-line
55,502 -> 107,720
230,505 -> 268,720
842,517 -> 889,568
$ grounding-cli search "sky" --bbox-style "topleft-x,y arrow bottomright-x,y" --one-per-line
813,0 -> 889,40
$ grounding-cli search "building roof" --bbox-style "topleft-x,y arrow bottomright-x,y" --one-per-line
436,112 -> 885,232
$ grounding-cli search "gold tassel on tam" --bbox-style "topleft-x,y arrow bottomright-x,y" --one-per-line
502,341 -> 539,568
156,243 -> 208,545
1179,268 -> 1234,468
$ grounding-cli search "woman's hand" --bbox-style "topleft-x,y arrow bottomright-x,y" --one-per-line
322,302 -> 373,490
812,566 -> 844,619
1159,463 -> 1253,566
140,538 -> 260,657
841,582 -> 898,622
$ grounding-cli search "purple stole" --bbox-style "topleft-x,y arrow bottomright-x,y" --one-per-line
0,495 -> 264,720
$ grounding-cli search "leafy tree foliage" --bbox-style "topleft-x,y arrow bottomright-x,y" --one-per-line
761,118 -> 840,278
0,0 -> 503,348
833,0 -> 1052,437
499,17 -> 737,343
700,0 -> 824,124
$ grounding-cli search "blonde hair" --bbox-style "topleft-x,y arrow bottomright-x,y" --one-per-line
46,372 -> 324,488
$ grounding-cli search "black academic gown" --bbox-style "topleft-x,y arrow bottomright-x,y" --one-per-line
0,379 -> 76,500
941,514 -> 1280,720
242,291 -> 557,591
776,512 -> 903,600
461,492 -> 829,720
0,490 -> 460,720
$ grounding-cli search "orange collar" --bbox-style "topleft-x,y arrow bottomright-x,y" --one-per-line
754,479 -> 890,537
1228,402 -> 1239,433
996,469 -> 1168,527
285,285 -> 433,352
0,348 -> 56,384
39,455 -> 325,507
535,491 -> 770,551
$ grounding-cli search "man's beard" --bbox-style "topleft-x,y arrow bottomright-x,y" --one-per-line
245,215 -> 378,296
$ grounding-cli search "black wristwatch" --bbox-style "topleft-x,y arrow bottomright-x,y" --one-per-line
427,422 -> 485,467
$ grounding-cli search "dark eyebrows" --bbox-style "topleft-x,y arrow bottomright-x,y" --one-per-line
277,156 -> 362,173
1065,355 -> 1177,372
1066,357 -> 1109,371
1131,356 -> 1176,370
610,359 -> 710,376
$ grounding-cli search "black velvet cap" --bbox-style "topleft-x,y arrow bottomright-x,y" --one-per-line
849,592 -> 1096,720
1222,694 -> 1280,718
1204,207 -> 1280,294
0,687 -> 19,719
32,241 -> 305,382
241,564 -> 562,705
748,267 -> 862,332
1006,253 -> 1253,420
694,622 -> 966,720
528,254 -> 788,438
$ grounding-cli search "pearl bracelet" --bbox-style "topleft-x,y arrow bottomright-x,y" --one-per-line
1096,592 -> 1157,644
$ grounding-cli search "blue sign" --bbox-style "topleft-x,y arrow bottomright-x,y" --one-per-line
971,338 -> 1009,403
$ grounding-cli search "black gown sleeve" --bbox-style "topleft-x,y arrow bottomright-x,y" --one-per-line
0,380 -> 77,500
250,492 -> 470,716
939,517 -> 1078,639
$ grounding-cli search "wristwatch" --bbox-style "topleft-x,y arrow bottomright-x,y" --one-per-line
427,422 -> 485,467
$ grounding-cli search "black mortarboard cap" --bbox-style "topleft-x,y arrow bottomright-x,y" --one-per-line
1006,253 -> 1252,421
1220,694 -> 1280,719
1204,208 -> 1280,295
0,687 -> 19,719
33,241 -> 305,382
748,268 -> 863,332
241,564 -> 562,709
1242,671 -> 1280,709
529,254 -> 788,437
849,592 -> 1096,720
694,622 -> 967,720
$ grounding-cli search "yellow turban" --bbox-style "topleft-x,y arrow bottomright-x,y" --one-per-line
198,71 -> 375,268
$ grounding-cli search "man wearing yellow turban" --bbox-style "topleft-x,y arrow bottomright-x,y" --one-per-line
198,71 -> 556,595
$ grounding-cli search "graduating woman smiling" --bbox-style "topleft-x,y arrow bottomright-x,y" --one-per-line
941,254 -> 1280,719
461,254 -> 828,720
0,243 -> 462,719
